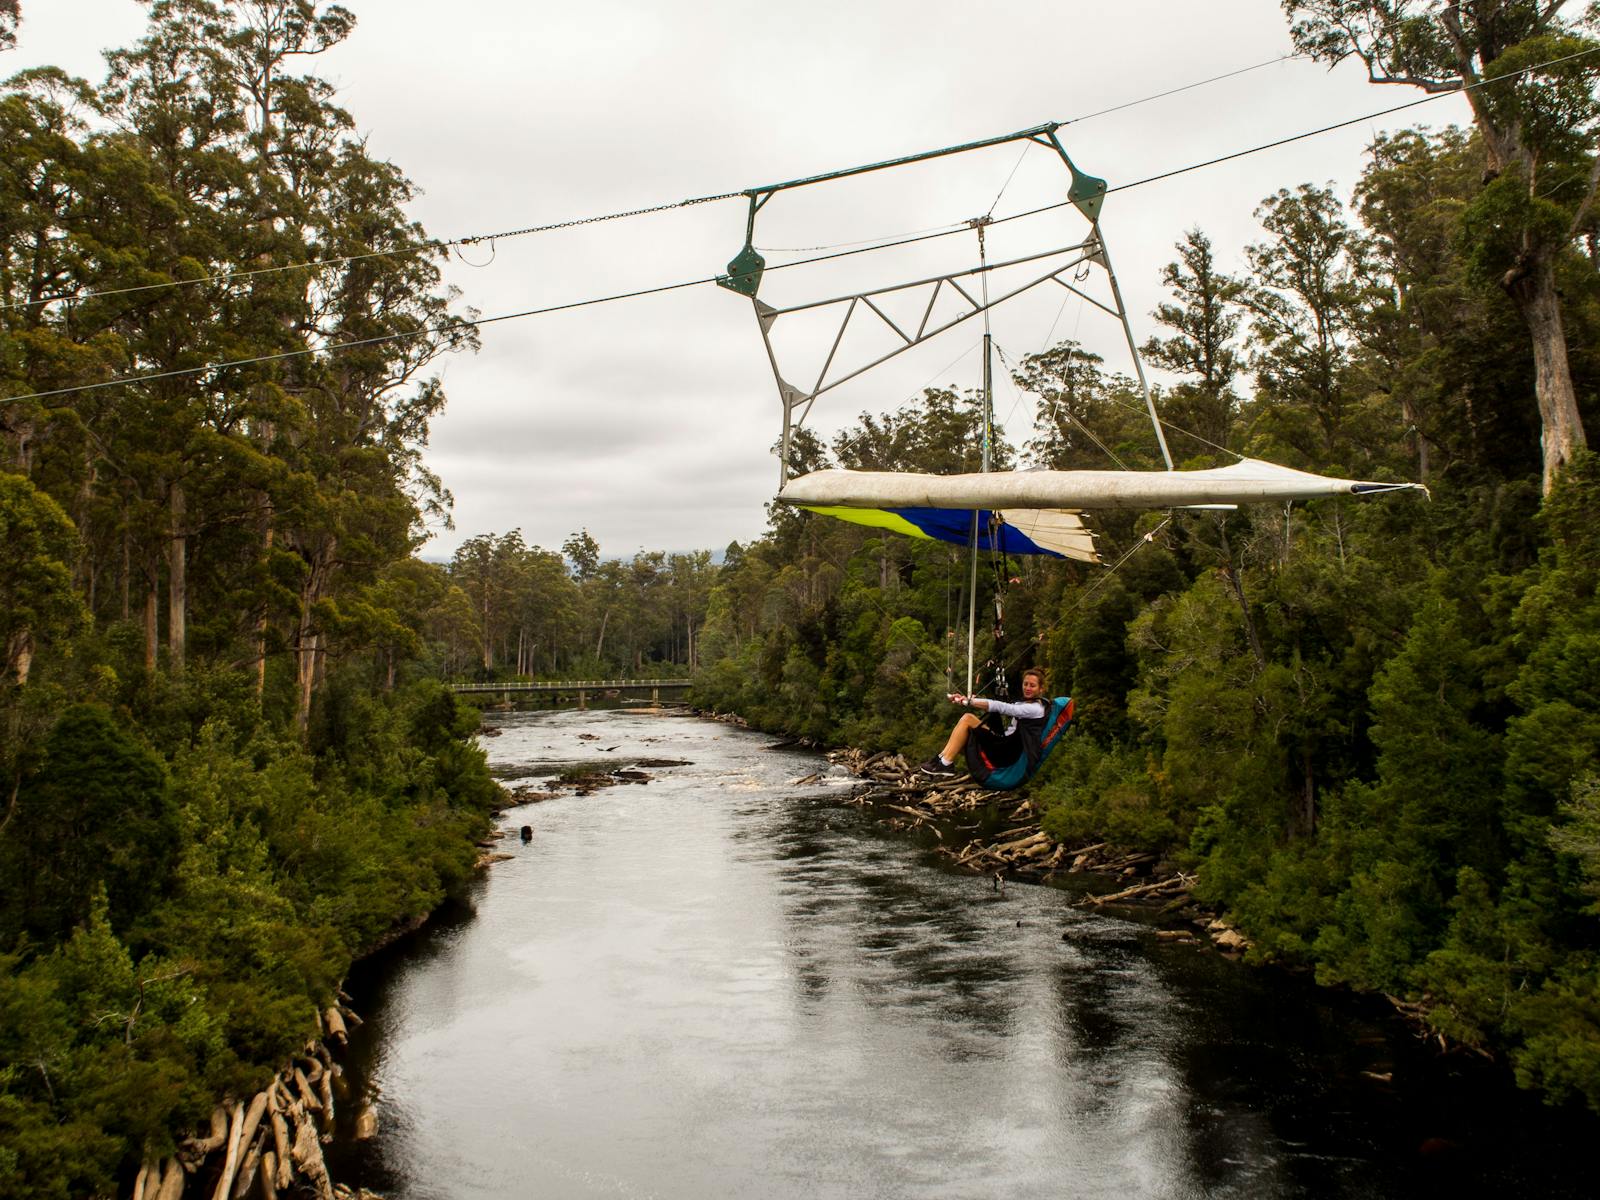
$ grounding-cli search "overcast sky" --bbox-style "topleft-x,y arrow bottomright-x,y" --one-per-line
8,1 -> 1472,561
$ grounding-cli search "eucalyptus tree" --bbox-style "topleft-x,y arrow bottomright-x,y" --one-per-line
1353,126 -> 1541,481
1242,183 -> 1378,465
1283,0 -> 1598,492
1142,228 -> 1245,455
1010,343 -> 1158,470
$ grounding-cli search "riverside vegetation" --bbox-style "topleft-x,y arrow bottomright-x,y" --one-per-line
3,1 -> 1600,1196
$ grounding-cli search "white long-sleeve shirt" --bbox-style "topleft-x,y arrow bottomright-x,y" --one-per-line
981,696 -> 1046,736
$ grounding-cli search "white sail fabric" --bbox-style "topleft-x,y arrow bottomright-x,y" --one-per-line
1000,508 -> 1098,561
778,459 -> 1427,510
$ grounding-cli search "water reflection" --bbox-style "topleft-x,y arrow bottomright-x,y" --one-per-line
329,710 -> 1588,1199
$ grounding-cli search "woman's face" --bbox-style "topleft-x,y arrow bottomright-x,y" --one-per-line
1021,674 -> 1043,698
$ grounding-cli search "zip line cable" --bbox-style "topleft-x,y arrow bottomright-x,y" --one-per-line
0,191 -> 745,314
0,50 -> 1298,315
1059,54 -> 1292,126
8,42 -> 1598,407
0,222 -> 999,406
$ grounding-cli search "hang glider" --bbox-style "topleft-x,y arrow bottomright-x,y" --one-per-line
778,460 -> 1429,563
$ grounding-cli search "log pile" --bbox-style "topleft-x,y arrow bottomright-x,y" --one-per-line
133,994 -> 380,1200
827,747 -> 1205,902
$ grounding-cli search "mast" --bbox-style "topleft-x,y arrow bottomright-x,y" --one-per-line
965,218 -> 996,697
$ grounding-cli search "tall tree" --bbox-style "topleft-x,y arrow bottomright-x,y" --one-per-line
1283,0 -> 1597,491
1243,183 -> 1377,463
1142,228 -> 1245,454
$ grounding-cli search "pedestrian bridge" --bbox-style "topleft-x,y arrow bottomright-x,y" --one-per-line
450,679 -> 693,709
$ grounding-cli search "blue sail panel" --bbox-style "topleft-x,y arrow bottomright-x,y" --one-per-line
894,508 -> 1062,557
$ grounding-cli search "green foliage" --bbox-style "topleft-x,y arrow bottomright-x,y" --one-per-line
0,705 -> 174,945
0,473 -> 88,682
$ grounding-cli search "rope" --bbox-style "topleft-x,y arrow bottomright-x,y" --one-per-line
992,515 -> 1175,692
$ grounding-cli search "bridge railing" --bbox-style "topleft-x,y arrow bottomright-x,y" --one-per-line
450,679 -> 692,693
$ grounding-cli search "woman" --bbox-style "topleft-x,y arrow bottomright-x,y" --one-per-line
918,667 -> 1049,779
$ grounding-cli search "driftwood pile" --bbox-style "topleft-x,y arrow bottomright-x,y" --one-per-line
828,747 -> 1202,906
131,995 -> 380,1200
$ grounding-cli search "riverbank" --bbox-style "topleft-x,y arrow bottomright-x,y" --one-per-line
825,745 -> 1249,952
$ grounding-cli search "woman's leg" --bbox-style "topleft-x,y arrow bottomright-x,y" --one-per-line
939,713 -> 983,763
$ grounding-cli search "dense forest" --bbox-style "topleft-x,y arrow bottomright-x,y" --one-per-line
3,0 -> 1600,1195
0,3 -> 509,1195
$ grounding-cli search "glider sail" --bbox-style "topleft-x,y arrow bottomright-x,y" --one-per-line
794,503 -> 1097,561
779,459 -> 1426,564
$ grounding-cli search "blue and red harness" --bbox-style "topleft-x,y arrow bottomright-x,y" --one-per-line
964,696 -> 1076,790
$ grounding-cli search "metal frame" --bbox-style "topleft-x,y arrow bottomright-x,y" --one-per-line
716,123 -> 1174,482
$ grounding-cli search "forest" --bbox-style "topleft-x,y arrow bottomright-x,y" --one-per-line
1,0 -> 1598,1195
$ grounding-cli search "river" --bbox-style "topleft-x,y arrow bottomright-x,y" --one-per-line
327,708 -> 1588,1198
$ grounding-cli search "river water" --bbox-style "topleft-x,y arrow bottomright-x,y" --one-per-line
329,708 -> 1588,1199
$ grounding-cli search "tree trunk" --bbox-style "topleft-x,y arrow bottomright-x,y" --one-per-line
167,482 -> 186,674
1215,520 -> 1265,669
5,630 -> 32,686
294,548 -> 333,732
143,566 -> 159,672
1505,258 -> 1589,495
480,590 -> 492,670
256,526 -> 274,698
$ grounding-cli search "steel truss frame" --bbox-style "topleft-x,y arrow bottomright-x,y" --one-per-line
716,123 -> 1173,484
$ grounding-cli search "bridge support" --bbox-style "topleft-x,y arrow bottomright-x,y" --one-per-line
651,685 -> 659,705
577,687 -> 587,711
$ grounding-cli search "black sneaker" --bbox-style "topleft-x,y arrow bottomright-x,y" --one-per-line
918,756 -> 957,777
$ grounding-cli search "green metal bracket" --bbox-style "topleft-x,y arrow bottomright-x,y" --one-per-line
717,243 -> 766,298
1067,161 -> 1107,222
716,124 -> 1111,299
1036,128 -> 1105,223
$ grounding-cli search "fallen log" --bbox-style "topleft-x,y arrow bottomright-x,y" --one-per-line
180,1105 -> 230,1165
991,830 -> 1051,856
232,1130 -> 267,1200
153,1159 -> 184,1200
260,1151 -> 279,1200
1087,874 -> 1191,906
223,1091 -> 270,1199
270,1105 -> 293,1189
208,1100 -> 246,1200
293,1066 -> 321,1111
323,1007 -> 348,1045
290,1103 -> 335,1200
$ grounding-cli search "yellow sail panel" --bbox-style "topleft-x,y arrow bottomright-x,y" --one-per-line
798,505 -> 935,540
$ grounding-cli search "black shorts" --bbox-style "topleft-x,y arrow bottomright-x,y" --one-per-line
966,726 -> 1023,774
